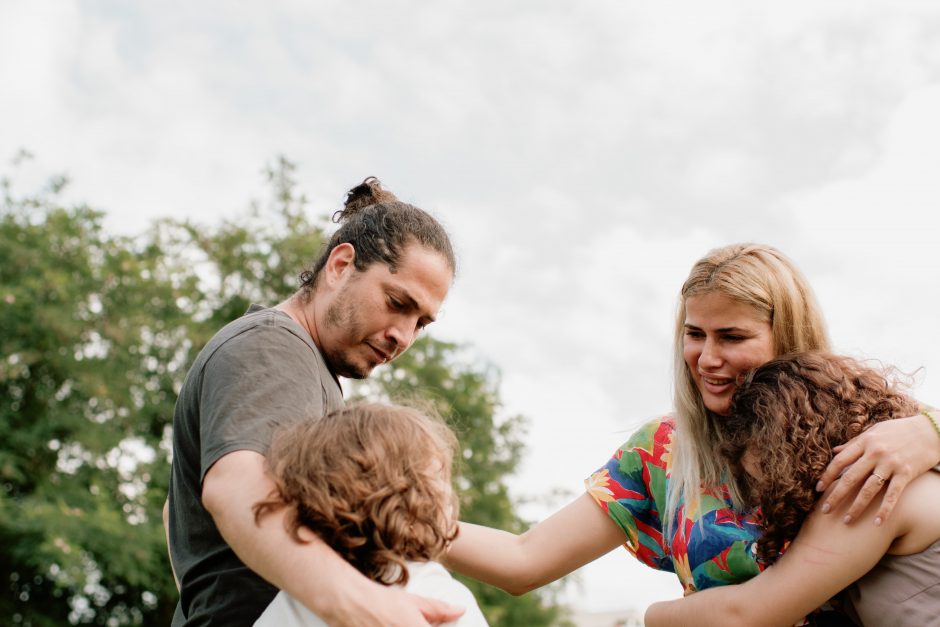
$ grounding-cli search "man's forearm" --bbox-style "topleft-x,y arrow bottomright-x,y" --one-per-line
202,450 -> 464,627
202,450 -> 368,622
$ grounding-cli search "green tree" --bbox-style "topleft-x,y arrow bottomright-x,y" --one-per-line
1,169 -> 190,625
0,156 -> 566,625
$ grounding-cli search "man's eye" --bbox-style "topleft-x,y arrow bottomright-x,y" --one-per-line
685,330 -> 704,338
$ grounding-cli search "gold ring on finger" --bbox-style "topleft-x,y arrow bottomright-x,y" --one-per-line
872,472 -> 887,486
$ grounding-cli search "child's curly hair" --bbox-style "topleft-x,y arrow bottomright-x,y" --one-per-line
718,351 -> 918,565
253,403 -> 459,585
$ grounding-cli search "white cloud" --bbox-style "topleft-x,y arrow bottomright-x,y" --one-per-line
784,85 -> 940,390
4,0 -> 940,615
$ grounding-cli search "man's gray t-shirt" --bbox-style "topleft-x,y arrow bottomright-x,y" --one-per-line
168,305 -> 344,626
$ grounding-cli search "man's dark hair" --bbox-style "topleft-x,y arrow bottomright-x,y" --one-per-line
300,177 -> 455,294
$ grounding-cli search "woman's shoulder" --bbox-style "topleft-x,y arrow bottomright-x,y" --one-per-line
617,414 -> 676,451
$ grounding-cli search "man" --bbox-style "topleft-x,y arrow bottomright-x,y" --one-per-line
164,178 -> 462,626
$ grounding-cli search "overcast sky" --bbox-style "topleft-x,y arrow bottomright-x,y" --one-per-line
4,0 -> 940,615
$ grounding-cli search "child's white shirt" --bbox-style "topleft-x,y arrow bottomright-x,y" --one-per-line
253,561 -> 489,626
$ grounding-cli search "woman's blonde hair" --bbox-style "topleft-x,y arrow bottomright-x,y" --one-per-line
668,243 -> 831,526
253,403 -> 459,586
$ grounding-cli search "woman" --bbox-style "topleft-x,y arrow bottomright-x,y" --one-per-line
443,243 -> 940,619
645,351 -> 940,626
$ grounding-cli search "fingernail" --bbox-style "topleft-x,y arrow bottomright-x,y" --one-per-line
843,514 -> 852,524
873,517 -> 882,527
816,481 -> 825,492
821,503 -> 830,513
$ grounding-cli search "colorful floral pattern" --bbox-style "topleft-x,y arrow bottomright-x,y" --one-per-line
586,417 -> 764,593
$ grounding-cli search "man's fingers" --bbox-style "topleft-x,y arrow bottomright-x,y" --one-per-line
411,593 -> 464,625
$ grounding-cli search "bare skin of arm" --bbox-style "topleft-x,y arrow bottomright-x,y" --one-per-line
818,408 -> 940,523
163,500 -> 180,591
443,493 -> 626,595
645,472 -> 940,627
202,450 -> 463,627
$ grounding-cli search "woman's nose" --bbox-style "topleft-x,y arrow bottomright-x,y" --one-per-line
699,339 -> 722,367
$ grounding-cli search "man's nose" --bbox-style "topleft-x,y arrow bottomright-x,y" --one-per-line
386,319 -> 414,351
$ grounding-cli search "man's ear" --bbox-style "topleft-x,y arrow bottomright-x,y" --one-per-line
323,243 -> 356,287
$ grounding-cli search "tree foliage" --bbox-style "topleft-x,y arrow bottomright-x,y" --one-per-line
0,156 -> 565,625
1,170 -> 189,625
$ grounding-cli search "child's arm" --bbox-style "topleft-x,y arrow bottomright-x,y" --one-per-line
443,493 -> 626,595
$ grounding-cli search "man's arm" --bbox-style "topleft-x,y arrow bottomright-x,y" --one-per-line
201,450 -> 464,627
163,500 -> 180,591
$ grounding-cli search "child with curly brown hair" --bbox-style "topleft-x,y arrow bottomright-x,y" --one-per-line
646,351 -> 940,626
251,403 -> 488,627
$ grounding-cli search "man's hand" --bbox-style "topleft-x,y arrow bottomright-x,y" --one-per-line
320,585 -> 464,627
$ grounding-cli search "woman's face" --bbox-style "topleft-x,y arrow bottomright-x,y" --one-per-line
683,292 -> 775,415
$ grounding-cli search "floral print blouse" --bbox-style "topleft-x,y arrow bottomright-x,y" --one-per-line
586,416 -> 765,593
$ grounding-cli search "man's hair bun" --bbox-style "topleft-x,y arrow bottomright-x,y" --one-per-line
334,177 -> 399,222
301,175 -> 455,293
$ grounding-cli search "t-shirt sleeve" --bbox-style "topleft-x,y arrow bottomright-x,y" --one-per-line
198,325 -> 330,481
584,417 -> 673,570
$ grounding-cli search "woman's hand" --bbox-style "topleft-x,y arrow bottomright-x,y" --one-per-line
815,410 -> 940,525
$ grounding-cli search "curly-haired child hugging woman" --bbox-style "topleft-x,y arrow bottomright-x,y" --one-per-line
646,352 -> 940,627
252,403 -> 488,627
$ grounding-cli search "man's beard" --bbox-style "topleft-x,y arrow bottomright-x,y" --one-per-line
322,288 -> 371,379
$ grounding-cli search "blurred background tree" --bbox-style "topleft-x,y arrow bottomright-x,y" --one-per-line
0,155 -> 567,626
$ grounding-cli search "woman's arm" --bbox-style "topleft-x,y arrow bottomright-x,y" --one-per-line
442,493 -> 626,595
644,478 -> 927,627
816,407 -> 940,524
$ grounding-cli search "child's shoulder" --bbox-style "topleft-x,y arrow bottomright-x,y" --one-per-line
404,562 -> 489,626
